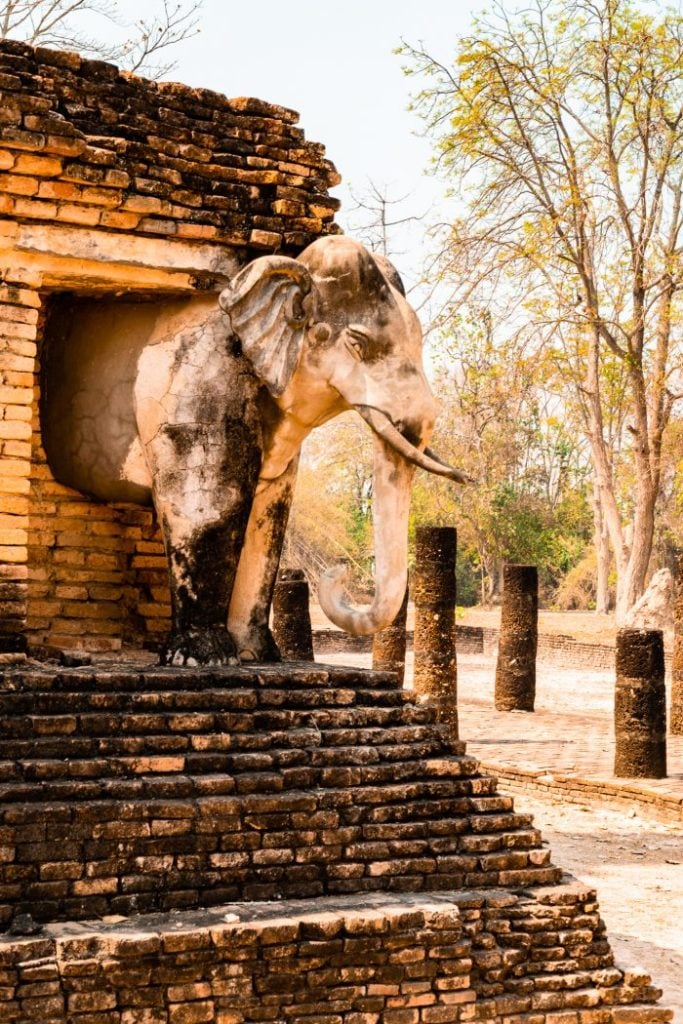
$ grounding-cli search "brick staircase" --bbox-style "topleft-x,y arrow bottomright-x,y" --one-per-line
0,663 -> 558,925
0,661 -> 672,1024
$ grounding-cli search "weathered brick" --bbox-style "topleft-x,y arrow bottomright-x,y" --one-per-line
12,154 -> 62,176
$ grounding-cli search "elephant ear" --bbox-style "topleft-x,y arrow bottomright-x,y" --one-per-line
219,256 -> 315,396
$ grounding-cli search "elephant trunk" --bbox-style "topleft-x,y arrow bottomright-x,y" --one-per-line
318,434 -> 413,636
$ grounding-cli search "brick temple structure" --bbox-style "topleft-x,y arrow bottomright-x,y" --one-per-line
0,39 -> 673,1024
0,38 -> 340,656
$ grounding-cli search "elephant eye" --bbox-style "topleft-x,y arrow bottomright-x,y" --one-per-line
347,327 -> 369,361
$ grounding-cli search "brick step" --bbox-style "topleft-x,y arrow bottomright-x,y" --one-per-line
0,886 -> 671,1024
0,737 -> 471,774
0,700 -> 440,735
0,708 -> 456,736
0,787 -> 560,923
4,663 -> 401,695
0,710 -> 456,748
0,736 -> 463,783
0,684 -> 412,716
0,707 -> 467,780
0,703 -> 459,764
0,736 -> 460,783
0,729 -> 457,764
0,662 -> 561,928
0,755 -> 494,802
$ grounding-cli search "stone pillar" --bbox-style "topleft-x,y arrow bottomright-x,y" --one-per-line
614,628 -> 667,778
494,565 -> 538,712
671,555 -> 683,735
272,569 -> 314,661
0,269 -> 42,657
413,526 -> 458,734
372,584 -> 409,684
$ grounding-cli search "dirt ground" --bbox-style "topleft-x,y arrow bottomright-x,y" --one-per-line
518,792 -> 683,1021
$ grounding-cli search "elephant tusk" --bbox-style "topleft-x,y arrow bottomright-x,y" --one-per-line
423,446 -> 475,483
355,405 -> 472,484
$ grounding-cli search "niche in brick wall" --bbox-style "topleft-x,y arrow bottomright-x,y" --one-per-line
28,292 -> 175,653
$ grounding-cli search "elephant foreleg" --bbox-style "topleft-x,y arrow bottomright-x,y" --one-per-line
228,456 -> 299,661
144,420 -> 261,666
134,318 -> 263,666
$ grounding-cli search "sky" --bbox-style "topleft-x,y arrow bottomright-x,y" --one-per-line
118,0 -> 489,286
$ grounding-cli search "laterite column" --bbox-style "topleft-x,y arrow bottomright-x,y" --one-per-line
614,628 -> 667,778
372,584 -> 409,684
272,569 -> 314,661
413,527 -> 458,734
671,555 -> 683,734
494,565 -> 538,711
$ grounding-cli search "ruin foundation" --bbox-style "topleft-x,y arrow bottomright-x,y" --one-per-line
0,660 -> 672,1023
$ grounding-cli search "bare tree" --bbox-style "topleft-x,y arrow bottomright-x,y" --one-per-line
403,0 -> 683,619
347,180 -> 429,259
0,0 -> 201,79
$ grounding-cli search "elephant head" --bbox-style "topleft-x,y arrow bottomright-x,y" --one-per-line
219,235 -> 466,639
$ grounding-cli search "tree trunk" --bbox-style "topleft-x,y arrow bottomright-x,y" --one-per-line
615,499 -> 655,624
584,329 -> 628,607
490,559 -> 505,604
591,478 -> 611,613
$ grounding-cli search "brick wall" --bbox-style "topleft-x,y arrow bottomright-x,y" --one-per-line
0,267 -> 40,653
0,40 -> 340,256
27,310 -> 171,651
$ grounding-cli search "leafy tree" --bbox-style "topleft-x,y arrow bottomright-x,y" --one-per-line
0,0 -> 201,78
403,0 -> 683,619
413,312 -> 591,604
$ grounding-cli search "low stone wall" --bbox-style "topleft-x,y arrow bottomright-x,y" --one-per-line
526,632 -> 615,670
477,626 -> 616,669
0,887 -> 668,1024
314,625 -> 616,670
479,762 -> 683,823
313,626 -> 487,657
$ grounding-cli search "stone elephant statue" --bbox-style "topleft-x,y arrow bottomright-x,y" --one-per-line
42,236 -> 466,665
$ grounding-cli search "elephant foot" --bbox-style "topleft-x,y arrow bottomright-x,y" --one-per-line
160,627 -> 239,667
237,625 -> 282,663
